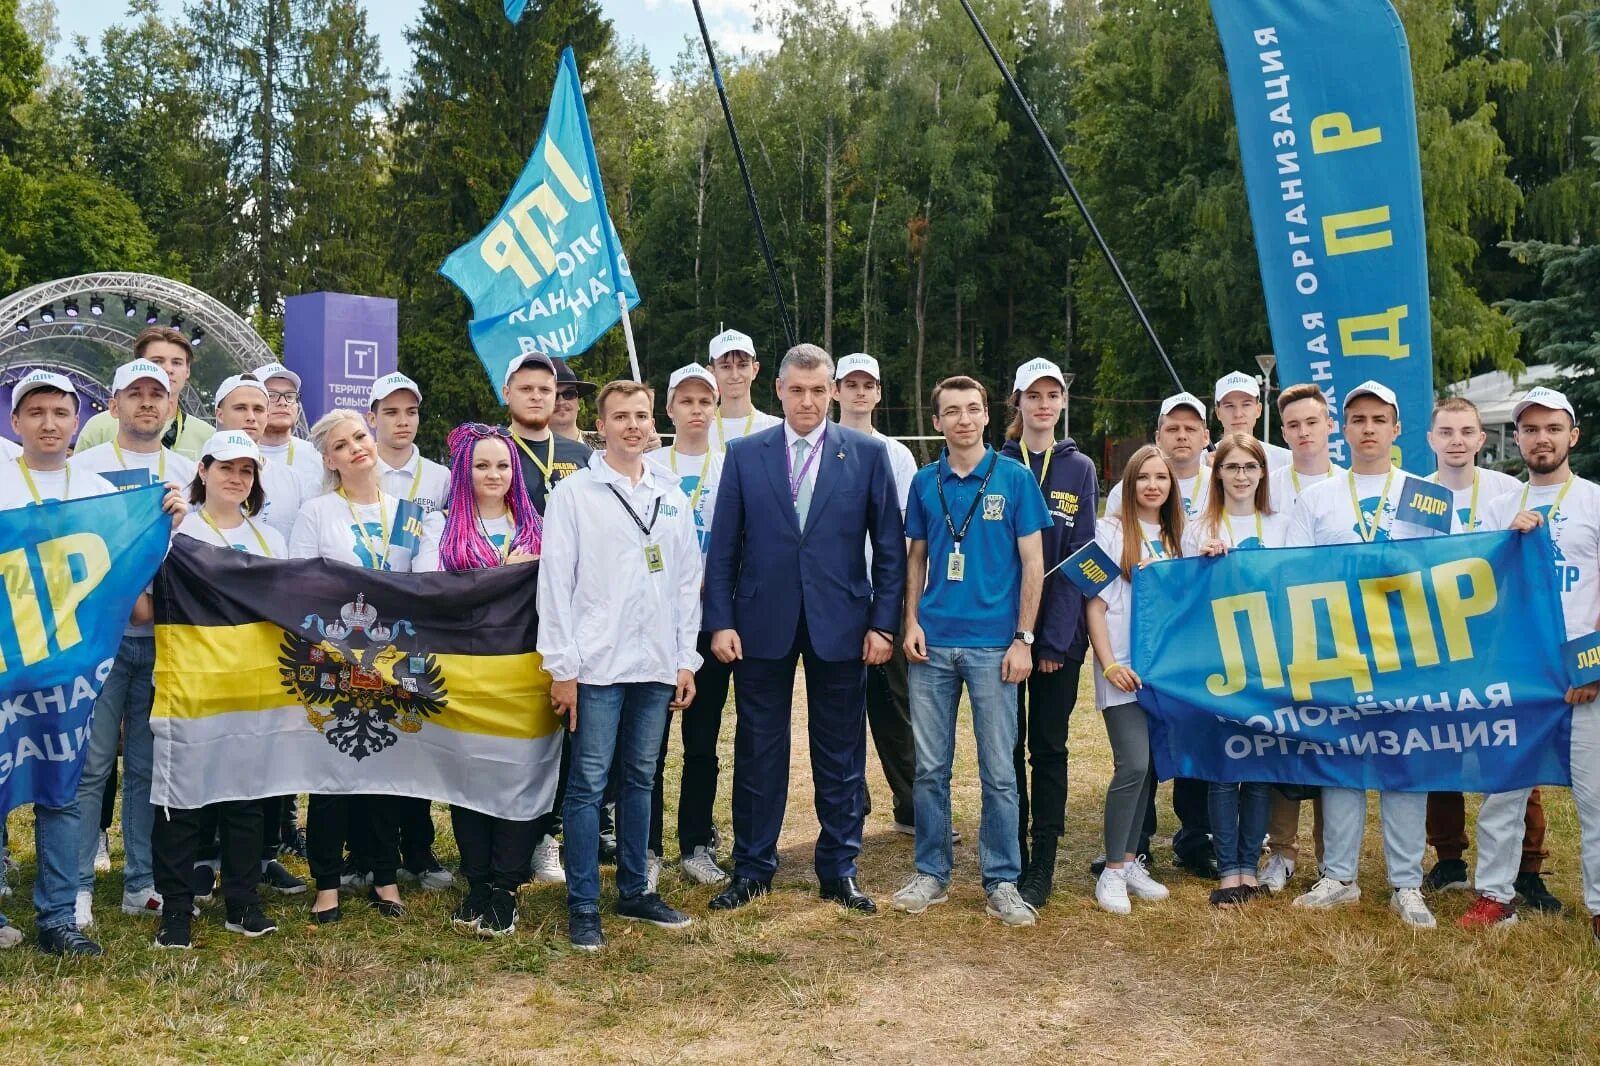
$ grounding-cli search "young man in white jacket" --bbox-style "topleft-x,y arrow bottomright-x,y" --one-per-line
537,380 -> 704,952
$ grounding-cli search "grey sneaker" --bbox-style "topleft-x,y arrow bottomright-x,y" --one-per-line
985,881 -> 1038,927
532,835 -> 565,884
0,924 -> 22,949
1390,887 -> 1437,929
681,846 -> 730,886
891,873 -> 949,914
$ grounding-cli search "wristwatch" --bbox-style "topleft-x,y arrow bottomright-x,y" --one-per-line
1014,630 -> 1034,646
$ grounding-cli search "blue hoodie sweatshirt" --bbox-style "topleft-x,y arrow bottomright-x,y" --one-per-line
1000,436 -> 1097,662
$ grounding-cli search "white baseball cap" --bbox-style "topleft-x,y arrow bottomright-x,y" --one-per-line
369,371 -> 422,408
11,369 -> 76,413
1158,391 -> 1207,421
668,363 -> 718,400
708,329 -> 755,363
214,374 -> 269,407
199,429 -> 263,465
112,359 -> 171,394
1013,357 -> 1066,394
1214,370 -> 1260,402
502,352 -> 557,392
1512,385 -> 1576,424
1343,379 -> 1398,410
252,362 -> 301,390
836,353 -> 881,382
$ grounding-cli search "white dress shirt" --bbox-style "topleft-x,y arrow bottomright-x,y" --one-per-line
377,445 -> 452,514
781,420 -> 827,505
537,453 -> 704,686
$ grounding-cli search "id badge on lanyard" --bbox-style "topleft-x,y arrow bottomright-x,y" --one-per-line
947,546 -> 966,582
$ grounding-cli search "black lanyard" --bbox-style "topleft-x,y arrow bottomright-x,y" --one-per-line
935,450 -> 999,547
606,484 -> 663,539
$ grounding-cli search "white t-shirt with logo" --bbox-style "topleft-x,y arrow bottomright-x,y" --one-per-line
288,490 -> 441,573
650,444 -> 725,556
1268,463 -> 1343,513
1104,470 -> 1210,523
176,511 -> 288,559
1431,466 -> 1522,533
414,511 -> 517,573
1286,466 -> 1437,548
0,460 -> 115,509
1181,508 -> 1292,555
1092,515 -> 1177,710
259,438 -> 325,492
377,446 -> 451,515
708,407 -> 782,453
1482,477 -> 1600,641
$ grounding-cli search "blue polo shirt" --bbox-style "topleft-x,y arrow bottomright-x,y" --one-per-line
906,447 -> 1051,648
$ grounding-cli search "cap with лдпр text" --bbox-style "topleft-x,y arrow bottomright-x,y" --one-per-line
1214,370 -> 1260,402
200,429 -> 263,466
1159,391 -> 1207,421
1343,379 -> 1398,410
668,363 -> 718,400
112,359 -> 171,394
214,374 -> 269,407
1013,357 -> 1066,394
11,369 -> 76,413
369,371 -> 423,408
501,352 -> 557,393
252,362 -> 302,390
1512,386 -> 1576,424
836,353 -> 881,382
708,329 -> 755,363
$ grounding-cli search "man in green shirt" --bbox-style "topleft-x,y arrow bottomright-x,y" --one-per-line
74,327 -> 213,460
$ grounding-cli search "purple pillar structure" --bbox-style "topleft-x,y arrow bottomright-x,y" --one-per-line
283,293 -> 398,426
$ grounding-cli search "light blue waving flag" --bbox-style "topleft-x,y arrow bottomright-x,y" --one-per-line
441,47 -> 639,390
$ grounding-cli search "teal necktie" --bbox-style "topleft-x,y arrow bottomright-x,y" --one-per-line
792,437 -> 814,529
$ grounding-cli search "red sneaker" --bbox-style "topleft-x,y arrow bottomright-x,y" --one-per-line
1457,894 -> 1518,929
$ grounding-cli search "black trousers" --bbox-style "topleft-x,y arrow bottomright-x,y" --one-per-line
394,797 -> 437,871
1015,654 -> 1084,856
864,638 -> 917,826
450,805 -> 536,892
307,794 -> 400,891
651,632 -> 735,855
1141,777 -> 1214,860
152,801 -> 262,915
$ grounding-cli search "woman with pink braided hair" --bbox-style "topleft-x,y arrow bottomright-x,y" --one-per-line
416,422 -> 542,936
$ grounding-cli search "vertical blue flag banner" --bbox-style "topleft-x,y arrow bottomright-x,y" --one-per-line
0,486 -> 170,816
1210,0 -> 1433,474
1130,529 -> 1572,792
440,47 -> 640,390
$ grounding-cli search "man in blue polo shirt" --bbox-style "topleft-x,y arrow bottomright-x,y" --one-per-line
895,374 -> 1048,927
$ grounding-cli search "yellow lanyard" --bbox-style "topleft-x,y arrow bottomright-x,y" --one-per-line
669,446 -> 712,517
1022,442 -> 1054,488
1427,470 -> 1480,531
1349,469 -> 1396,542
478,510 -> 515,563
1518,476 -> 1575,525
16,459 -> 67,504
715,409 -> 755,453
1140,522 -> 1167,560
200,510 -> 272,555
288,440 -> 297,465
512,432 -> 555,489
112,440 -> 166,481
399,453 -> 423,501
1223,510 -> 1265,548
1182,473 -> 1202,514
339,488 -> 391,570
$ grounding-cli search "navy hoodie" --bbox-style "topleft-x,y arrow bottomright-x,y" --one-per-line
1000,437 -> 1098,663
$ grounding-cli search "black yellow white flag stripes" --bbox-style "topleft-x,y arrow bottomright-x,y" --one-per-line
151,537 -> 560,820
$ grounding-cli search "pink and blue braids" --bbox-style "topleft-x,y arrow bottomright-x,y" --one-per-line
437,423 -> 543,572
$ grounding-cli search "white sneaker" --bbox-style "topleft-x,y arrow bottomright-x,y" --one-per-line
985,881 -> 1038,926
121,888 -> 163,917
892,873 -> 949,914
1293,876 -> 1361,909
75,889 -> 94,929
1095,867 -> 1131,915
532,834 -> 566,884
94,831 -> 111,873
645,850 -> 662,895
1260,853 -> 1296,894
0,924 -> 21,949
1123,856 -> 1169,901
1390,887 -> 1437,929
681,845 -> 729,886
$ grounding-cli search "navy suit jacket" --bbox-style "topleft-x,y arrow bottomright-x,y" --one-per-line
704,420 -> 906,662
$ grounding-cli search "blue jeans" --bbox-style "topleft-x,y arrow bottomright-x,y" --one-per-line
564,682 -> 671,914
77,634 -> 156,893
908,646 -> 1021,890
29,800 -> 82,930
1207,781 -> 1271,879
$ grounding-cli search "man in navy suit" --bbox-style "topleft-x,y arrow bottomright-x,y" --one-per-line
703,343 -> 906,913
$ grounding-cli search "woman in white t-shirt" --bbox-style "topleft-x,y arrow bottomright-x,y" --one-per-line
417,423 -> 542,938
1183,433 -> 1287,909
1085,445 -> 1183,916
289,410 -> 420,923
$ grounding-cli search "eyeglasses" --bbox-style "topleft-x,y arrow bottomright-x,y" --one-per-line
267,390 -> 299,406
557,389 -> 579,402
1219,463 -> 1263,476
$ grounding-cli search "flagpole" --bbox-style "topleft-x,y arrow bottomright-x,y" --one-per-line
955,0 -> 1184,393
689,0 -> 797,349
616,293 -> 642,382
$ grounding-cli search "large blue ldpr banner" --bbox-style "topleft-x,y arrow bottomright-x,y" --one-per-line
1131,530 -> 1572,792
1211,0 -> 1433,474
0,486 -> 170,816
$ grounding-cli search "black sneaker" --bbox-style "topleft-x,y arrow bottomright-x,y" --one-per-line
1514,871 -> 1564,914
569,910 -> 605,952
188,863 -> 217,903
1423,858 -> 1470,892
452,884 -> 491,934
1018,860 -> 1055,909
615,892 -> 692,929
261,860 -> 307,895
155,911 -> 193,950
225,904 -> 278,938
478,889 -> 517,938
37,924 -> 103,957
